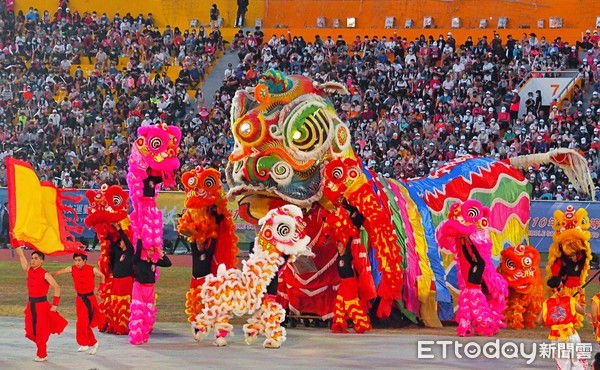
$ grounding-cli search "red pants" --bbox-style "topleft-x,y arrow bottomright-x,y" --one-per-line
112,276 -> 133,296
24,299 -> 68,358
76,294 -> 100,346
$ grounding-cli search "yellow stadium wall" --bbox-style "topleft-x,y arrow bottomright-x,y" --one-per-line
18,0 -> 598,30
259,0 -> 598,30
16,0 -> 598,44
16,0 -> 264,29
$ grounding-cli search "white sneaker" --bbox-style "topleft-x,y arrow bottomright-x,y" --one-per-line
77,346 -> 89,352
34,356 -> 48,362
89,342 -> 99,355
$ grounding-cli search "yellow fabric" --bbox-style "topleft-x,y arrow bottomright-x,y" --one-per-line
11,163 -> 64,254
593,295 -> 600,342
548,323 -> 576,341
489,217 -> 529,258
399,186 -> 434,303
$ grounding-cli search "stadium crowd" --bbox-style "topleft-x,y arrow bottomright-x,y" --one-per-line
0,2 -> 227,190
221,28 -> 600,200
0,1 -> 599,202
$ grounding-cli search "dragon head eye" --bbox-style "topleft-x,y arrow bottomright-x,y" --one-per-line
240,122 -> 252,135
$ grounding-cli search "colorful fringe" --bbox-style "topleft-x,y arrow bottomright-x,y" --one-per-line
504,290 -> 544,330
127,144 -> 164,263
243,295 -> 287,348
346,178 -> 402,318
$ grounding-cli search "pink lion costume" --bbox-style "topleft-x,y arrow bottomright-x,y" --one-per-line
436,199 -> 508,336
126,123 -> 181,344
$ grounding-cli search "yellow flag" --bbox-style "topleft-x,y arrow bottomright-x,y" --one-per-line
6,157 -> 84,255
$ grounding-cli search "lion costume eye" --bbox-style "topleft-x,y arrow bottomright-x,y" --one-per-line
505,259 -> 516,270
204,175 -> 217,189
467,206 -> 480,218
187,176 -> 198,188
331,166 -> 344,180
277,222 -> 291,237
112,195 -> 123,207
149,136 -> 163,150
522,257 -> 532,267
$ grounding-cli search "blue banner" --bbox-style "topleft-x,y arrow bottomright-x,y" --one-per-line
529,200 -> 600,253
0,187 -> 256,245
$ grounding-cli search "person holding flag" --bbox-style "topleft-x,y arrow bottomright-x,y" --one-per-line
15,247 -> 68,362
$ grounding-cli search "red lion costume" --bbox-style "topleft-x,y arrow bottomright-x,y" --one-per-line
84,184 -> 132,334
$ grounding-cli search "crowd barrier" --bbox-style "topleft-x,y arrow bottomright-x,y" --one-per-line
0,188 -> 597,252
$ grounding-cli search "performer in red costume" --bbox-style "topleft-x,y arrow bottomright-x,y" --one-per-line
15,247 -> 68,362
109,224 -> 135,334
330,201 -> 377,334
52,253 -> 105,354
539,276 -> 588,370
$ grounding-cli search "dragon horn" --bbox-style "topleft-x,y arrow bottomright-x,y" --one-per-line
508,148 -> 595,198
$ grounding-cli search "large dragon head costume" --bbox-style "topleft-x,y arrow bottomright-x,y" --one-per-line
225,69 -> 594,326
226,69 -> 351,222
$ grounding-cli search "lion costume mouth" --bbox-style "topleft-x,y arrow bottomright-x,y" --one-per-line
512,282 -> 533,294
226,160 -> 324,223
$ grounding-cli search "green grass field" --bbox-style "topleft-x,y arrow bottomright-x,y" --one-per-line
0,261 -> 189,322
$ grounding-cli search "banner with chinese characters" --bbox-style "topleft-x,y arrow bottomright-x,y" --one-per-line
528,201 -> 600,253
0,187 -> 596,252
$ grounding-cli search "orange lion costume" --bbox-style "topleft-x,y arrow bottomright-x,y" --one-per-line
498,244 -> 544,330
546,205 -> 592,329
177,167 -> 239,325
